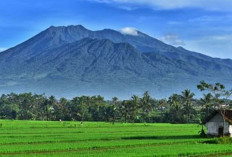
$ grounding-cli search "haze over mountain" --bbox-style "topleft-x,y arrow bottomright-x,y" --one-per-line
0,25 -> 232,99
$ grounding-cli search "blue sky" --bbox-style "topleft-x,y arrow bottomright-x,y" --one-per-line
0,0 -> 232,58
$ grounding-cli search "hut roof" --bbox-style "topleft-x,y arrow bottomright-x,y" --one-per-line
205,110 -> 232,124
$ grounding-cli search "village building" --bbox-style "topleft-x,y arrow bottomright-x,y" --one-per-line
206,110 -> 232,137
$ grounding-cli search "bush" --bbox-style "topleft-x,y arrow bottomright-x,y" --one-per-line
203,137 -> 232,144
216,137 -> 232,144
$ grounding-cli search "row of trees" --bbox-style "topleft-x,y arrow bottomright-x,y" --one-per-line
0,81 -> 231,124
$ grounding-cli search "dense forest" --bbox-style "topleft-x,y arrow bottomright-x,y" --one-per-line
0,81 -> 232,124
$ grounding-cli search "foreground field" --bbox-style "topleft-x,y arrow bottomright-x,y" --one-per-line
0,120 -> 231,157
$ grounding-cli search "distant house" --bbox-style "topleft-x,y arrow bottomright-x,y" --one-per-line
206,110 -> 232,137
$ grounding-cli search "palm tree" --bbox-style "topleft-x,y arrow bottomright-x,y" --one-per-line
45,95 -> 56,121
168,94 -> 182,123
86,96 -> 92,107
131,95 -> 140,122
110,97 -> 119,124
77,96 -> 88,124
169,94 -> 181,110
201,93 -> 213,110
141,91 -> 152,122
200,93 -> 213,123
158,99 -> 167,121
112,97 -> 118,106
181,89 -> 195,123
120,100 -> 130,123
57,97 -> 68,120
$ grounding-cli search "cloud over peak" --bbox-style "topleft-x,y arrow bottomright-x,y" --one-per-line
120,27 -> 138,36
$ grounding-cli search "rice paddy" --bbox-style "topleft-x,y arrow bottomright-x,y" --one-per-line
0,120 -> 231,156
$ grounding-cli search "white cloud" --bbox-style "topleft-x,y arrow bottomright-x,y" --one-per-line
161,33 -> 185,46
120,27 -> 138,36
89,0 -> 232,11
211,35 -> 232,41
0,47 -> 7,52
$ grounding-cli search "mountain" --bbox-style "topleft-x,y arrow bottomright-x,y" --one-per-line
0,25 -> 232,99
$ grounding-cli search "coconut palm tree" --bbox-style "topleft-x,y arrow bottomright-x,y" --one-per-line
141,91 -> 152,122
169,94 -> 181,110
112,97 -> 118,106
200,93 -> 213,123
181,89 -> 195,123
131,95 -> 140,122
168,94 -> 182,123
110,97 -> 119,124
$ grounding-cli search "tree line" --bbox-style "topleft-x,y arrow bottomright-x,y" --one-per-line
0,81 -> 232,124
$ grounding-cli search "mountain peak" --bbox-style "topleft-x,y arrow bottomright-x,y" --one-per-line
47,24 -> 88,31
177,46 -> 186,50
1,24 -> 232,98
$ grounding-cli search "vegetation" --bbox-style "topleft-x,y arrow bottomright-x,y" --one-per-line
0,81 -> 231,156
0,120 -> 231,156
0,81 -> 232,124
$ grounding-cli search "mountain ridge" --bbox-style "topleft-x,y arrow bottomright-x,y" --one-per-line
0,25 -> 232,99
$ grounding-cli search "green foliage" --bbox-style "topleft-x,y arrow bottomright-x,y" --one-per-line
0,91 -> 199,123
197,81 -> 232,107
216,137 -> 232,144
0,81 -> 231,124
197,81 -> 232,125
206,137 -> 232,144
0,121 -> 232,156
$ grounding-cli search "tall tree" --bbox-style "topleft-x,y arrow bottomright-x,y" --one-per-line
157,99 -> 168,122
141,91 -> 152,122
110,97 -> 119,124
168,94 -> 182,123
197,81 -> 232,136
197,81 -> 229,108
200,93 -> 214,123
181,89 -> 195,123
75,96 -> 88,124
54,97 -> 70,120
131,95 -> 140,122
120,100 -> 129,122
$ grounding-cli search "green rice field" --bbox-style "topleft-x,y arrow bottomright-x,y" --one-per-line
0,120 -> 232,157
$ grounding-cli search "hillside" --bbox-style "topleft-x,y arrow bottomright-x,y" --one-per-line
0,25 -> 232,98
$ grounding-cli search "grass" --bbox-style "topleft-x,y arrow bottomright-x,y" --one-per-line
0,120 -> 231,156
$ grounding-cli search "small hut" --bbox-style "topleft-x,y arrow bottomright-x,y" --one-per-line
206,110 -> 232,137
